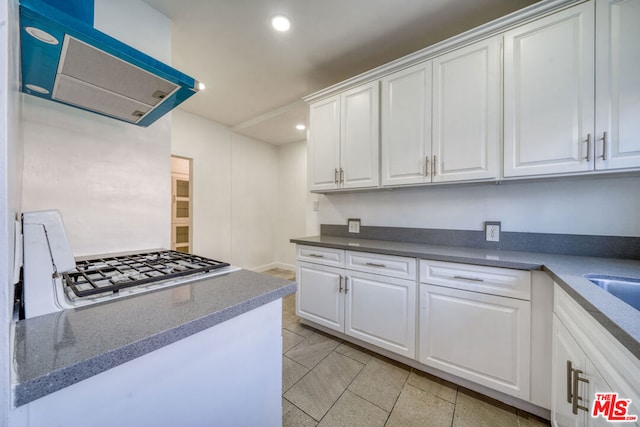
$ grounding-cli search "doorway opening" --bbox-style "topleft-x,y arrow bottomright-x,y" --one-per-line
171,156 -> 192,253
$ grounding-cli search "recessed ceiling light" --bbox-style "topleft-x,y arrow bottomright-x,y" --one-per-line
25,27 -> 59,45
296,124 -> 306,131
25,84 -> 50,94
271,15 -> 291,32
197,82 -> 206,91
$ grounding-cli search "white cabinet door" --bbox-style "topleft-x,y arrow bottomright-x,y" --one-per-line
381,62 -> 432,186
296,262 -> 344,333
419,284 -> 531,399
595,0 -> 640,170
504,2 -> 595,177
341,82 -> 380,189
346,271 -> 416,358
432,36 -> 500,182
552,317 -> 587,427
309,96 -> 340,191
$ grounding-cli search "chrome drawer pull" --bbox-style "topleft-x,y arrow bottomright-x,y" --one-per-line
585,133 -> 591,161
308,254 -> 325,258
600,132 -> 607,160
572,368 -> 590,414
567,360 -> 573,404
453,275 -> 484,282
365,262 -> 386,268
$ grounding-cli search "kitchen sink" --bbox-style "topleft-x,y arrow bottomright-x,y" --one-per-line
585,274 -> 640,311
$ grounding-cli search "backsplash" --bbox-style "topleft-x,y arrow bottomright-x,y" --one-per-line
321,224 -> 640,260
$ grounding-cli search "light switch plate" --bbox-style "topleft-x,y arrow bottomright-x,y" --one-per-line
348,218 -> 361,234
485,221 -> 501,242
312,200 -> 319,212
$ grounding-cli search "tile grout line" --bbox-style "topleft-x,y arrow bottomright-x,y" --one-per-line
314,351 -> 369,425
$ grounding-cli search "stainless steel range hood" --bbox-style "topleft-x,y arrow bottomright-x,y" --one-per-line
19,0 -> 200,127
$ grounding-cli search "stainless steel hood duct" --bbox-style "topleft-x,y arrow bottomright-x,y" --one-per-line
19,0 -> 200,127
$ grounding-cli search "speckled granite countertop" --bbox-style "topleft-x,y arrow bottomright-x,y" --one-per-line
291,235 -> 640,359
12,269 -> 296,407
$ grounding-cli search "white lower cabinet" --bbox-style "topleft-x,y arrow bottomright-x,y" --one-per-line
346,271 -> 415,357
551,284 -> 640,427
296,249 -> 416,358
419,260 -> 532,400
552,318 -> 611,427
296,262 -> 345,332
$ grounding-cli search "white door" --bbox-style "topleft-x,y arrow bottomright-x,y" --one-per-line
381,62 -> 432,186
432,36 -> 500,182
551,318 -> 587,427
419,284 -> 531,399
296,262 -> 344,332
340,82 -> 380,189
504,1 -> 595,177
345,271 -> 415,358
595,0 -> 640,170
309,96 -> 341,191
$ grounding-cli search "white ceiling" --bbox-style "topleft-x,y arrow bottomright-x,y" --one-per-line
143,0 -> 539,145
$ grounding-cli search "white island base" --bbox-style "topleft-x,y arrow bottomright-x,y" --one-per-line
11,300 -> 283,427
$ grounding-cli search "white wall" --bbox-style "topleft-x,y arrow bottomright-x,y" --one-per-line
1,0 -> 21,424
276,140 -> 308,269
231,133 -> 279,270
20,0 -> 173,257
171,110 -> 232,261
171,110 -> 280,270
318,175 -> 640,236
94,0 -> 171,63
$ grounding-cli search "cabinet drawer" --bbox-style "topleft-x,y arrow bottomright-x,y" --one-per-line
420,260 -> 531,300
346,251 -> 416,280
297,245 -> 345,267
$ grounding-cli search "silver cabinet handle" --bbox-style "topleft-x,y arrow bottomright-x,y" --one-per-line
365,262 -> 386,268
566,360 -> 573,404
453,275 -> 484,282
340,168 -> 344,183
344,277 -> 349,294
425,156 -> 429,177
339,275 -> 343,293
584,134 -> 591,161
433,155 -> 437,176
334,168 -> 339,184
600,131 -> 607,161
308,253 -> 324,258
572,368 -> 590,414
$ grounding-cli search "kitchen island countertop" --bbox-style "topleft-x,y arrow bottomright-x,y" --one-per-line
12,269 -> 296,407
291,235 -> 640,360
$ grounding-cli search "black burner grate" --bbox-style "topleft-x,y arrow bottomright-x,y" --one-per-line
62,250 -> 230,298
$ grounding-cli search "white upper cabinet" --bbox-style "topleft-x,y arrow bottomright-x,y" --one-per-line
595,0 -> 640,170
504,2 -> 595,177
308,96 -> 340,191
340,82 -> 380,189
432,36 -> 501,182
381,36 -> 500,186
309,0 -> 640,191
308,82 -> 379,191
381,62 -> 432,186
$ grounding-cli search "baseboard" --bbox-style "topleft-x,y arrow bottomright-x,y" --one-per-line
252,262 -> 296,273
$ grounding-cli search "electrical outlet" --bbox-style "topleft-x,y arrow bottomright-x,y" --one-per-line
348,218 -> 361,234
485,221 -> 501,242
312,200 -> 319,212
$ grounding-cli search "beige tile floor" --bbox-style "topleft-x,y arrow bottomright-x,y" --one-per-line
264,268 -> 550,427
